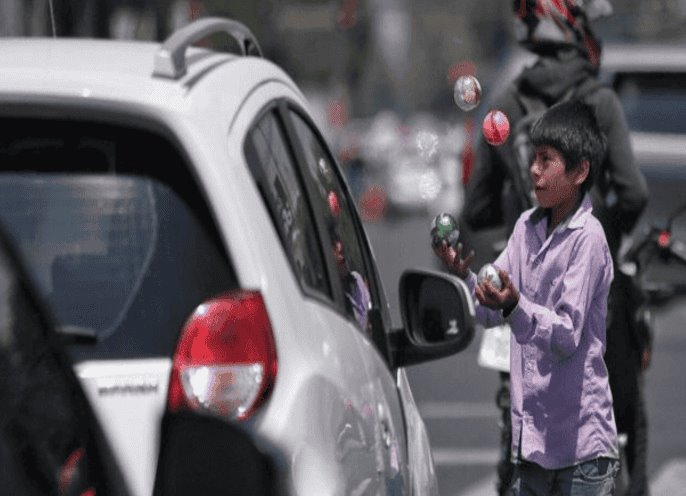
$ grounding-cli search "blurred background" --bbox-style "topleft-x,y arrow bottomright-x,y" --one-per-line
2,0 -> 686,219
4,0 -> 686,223
3,1 -> 686,495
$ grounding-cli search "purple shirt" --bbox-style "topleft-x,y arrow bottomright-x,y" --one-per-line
467,194 -> 618,469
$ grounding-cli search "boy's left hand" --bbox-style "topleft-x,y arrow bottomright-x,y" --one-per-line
475,269 -> 519,313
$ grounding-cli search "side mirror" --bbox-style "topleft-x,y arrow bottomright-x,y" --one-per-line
153,411 -> 286,496
390,269 -> 476,368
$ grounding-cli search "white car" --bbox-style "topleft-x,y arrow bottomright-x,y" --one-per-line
0,18 -> 475,496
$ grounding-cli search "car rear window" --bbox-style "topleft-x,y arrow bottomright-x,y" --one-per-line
613,72 -> 686,134
0,118 -> 237,361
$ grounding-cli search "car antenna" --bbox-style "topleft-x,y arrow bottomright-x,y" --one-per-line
48,0 -> 57,37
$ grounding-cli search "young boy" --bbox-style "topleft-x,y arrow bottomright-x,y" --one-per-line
436,100 -> 619,495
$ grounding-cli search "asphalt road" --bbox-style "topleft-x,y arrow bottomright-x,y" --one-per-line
363,211 -> 686,496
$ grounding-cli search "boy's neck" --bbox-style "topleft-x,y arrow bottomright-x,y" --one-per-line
547,193 -> 584,236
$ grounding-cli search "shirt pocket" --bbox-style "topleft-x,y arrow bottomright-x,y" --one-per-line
541,257 -> 568,303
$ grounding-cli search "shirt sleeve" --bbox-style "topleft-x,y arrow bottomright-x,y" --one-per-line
505,227 -> 613,360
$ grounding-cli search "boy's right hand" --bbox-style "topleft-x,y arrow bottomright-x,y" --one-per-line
433,241 -> 475,279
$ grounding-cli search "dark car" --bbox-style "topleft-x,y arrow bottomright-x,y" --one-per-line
0,223 -> 284,496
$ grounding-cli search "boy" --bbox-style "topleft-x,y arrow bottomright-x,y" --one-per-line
435,100 -> 619,495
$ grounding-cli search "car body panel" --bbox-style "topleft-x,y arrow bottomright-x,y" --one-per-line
397,368 -> 439,496
75,359 -> 171,496
0,31 -> 465,496
227,80 -> 412,494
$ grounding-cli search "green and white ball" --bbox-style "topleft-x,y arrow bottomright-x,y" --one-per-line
430,212 -> 460,248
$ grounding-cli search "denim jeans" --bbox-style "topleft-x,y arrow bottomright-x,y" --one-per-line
511,457 -> 620,496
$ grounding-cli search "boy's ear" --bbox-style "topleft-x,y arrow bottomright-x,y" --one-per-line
573,159 -> 590,186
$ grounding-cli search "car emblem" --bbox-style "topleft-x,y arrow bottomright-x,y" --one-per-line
96,376 -> 160,396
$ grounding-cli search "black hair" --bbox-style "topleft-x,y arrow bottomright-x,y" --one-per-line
530,99 -> 606,193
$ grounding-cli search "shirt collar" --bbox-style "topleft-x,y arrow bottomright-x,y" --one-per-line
526,193 -> 593,232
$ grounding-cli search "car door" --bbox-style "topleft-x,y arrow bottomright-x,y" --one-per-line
241,98 -> 390,494
282,105 -> 413,494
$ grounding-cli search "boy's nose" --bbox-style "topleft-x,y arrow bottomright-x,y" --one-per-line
530,161 -> 542,179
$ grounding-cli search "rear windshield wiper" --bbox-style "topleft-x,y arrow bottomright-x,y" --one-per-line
57,325 -> 98,344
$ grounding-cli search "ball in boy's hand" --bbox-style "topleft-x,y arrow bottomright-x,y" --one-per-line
482,109 -> 510,146
478,263 -> 503,290
430,212 -> 460,248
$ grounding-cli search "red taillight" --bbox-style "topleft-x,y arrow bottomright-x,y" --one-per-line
167,290 -> 277,421
658,231 -> 671,249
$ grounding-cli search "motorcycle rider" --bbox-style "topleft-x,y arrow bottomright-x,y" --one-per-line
462,1 -> 650,494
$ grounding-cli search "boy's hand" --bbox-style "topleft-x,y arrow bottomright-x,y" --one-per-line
433,241 -> 474,279
475,269 -> 519,313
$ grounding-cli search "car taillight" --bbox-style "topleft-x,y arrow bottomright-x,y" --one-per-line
167,290 -> 277,421
658,230 -> 671,248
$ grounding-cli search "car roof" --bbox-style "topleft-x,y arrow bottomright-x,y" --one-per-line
601,42 -> 686,73
0,37 -> 296,118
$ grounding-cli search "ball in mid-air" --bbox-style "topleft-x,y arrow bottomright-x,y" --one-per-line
482,109 -> 510,146
453,75 -> 482,112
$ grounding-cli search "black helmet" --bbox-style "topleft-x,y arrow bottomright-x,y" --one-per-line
512,0 -> 613,67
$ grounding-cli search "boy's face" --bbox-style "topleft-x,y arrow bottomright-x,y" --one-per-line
333,239 -> 349,276
530,145 -> 587,212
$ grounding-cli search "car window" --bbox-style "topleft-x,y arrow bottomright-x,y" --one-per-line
287,110 -> 375,334
244,109 -> 330,297
0,118 -> 237,361
612,72 -> 686,134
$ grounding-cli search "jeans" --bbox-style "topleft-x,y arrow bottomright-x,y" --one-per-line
511,458 -> 620,496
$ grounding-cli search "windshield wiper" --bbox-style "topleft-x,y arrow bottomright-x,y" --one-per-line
57,325 -> 98,344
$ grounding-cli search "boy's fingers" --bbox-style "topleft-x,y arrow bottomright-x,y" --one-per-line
483,280 -> 498,299
463,249 -> 476,268
475,283 -> 486,304
455,242 -> 464,259
477,284 -> 498,308
499,269 -> 511,287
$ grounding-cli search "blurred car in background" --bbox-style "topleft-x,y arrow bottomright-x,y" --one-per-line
0,17 -> 476,496
348,111 -> 464,219
622,133 -> 686,287
599,42 -> 686,250
601,42 -> 686,137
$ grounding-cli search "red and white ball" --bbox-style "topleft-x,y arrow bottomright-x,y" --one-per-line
482,109 -> 510,146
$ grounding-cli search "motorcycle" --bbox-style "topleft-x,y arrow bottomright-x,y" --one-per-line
621,200 -> 686,304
